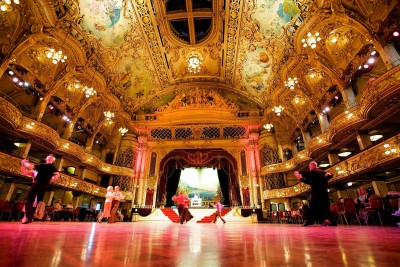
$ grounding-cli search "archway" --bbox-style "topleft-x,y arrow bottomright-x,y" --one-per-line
156,149 -> 242,207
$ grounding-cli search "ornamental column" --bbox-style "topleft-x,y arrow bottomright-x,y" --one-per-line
247,132 -> 260,207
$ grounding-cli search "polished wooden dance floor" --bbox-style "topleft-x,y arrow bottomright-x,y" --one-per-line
1,222 -> 399,266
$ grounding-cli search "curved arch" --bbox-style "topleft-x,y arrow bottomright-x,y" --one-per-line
156,149 -> 242,207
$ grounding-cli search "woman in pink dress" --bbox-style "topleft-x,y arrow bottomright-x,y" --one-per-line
97,186 -> 114,223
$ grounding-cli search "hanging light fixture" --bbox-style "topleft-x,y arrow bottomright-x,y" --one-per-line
186,52 -> 203,74
104,111 -> 115,124
82,85 -> 97,98
118,127 -> 128,136
81,69 -> 98,98
46,48 -> 67,64
263,123 -> 273,131
284,77 -> 298,90
272,105 -> 284,116
0,0 -> 19,12
301,32 -> 322,49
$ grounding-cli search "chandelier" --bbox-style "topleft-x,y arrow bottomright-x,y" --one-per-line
82,85 -> 97,98
301,32 -> 321,49
118,127 -> 128,136
46,48 -> 67,64
272,105 -> 284,116
284,77 -> 298,90
186,52 -> 203,74
263,123 -> 273,131
104,111 -> 115,124
0,0 -> 19,12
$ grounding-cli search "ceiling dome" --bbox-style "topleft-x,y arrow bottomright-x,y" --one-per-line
166,0 -> 213,45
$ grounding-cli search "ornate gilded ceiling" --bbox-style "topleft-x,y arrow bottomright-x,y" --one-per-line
72,0 -> 308,113
0,0 -> 398,138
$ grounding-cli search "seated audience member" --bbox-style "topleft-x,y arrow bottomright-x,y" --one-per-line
65,202 -> 74,221
116,210 -> 124,222
355,187 -> 370,223
53,199 -> 64,220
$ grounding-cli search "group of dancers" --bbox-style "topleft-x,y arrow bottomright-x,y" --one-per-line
20,155 -> 332,226
97,185 -> 125,223
172,191 -> 226,224
20,155 -> 124,224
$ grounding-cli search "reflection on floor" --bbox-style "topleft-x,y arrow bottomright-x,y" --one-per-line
1,222 -> 399,266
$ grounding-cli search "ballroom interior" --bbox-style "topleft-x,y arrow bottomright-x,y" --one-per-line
0,0 -> 400,266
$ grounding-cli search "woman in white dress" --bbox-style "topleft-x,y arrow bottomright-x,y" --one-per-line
97,186 -> 114,223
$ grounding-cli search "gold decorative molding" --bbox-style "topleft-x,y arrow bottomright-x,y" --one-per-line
0,97 -> 134,178
156,89 -> 239,112
261,65 -> 400,174
0,151 -> 133,200
263,133 -> 400,199
224,0 -> 243,83
133,0 -> 170,87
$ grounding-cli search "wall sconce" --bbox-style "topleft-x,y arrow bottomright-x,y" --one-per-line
26,122 -> 35,129
384,143 -> 397,155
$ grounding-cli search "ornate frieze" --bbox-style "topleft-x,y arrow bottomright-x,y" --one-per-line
0,97 -> 134,177
263,132 -> 400,199
0,151 -> 133,200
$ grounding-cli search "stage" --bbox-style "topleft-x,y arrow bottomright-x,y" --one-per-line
1,222 -> 399,266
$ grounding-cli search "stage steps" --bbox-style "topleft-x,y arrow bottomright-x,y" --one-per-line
136,208 -> 252,224
136,208 -> 172,222
196,208 -> 231,223
161,208 -> 179,223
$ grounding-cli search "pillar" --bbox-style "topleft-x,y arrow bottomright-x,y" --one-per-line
47,191 -> 55,206
301,130 -> 311,147
372,181 -> 388,196
383,43 -> 400,67
356,132 -> 372,150
337,190 -> 348,199
284,198 -> 291,211
21,142 -> 32,159
54,157 -> 64,172
78,168 -> 86,180
5,183 -> 15,201
318,113 -> 329,133
247,133 -> 259,207
85,135 -> 96,153
343,86 -> 358,108
137,178 -> 144,206
327,152 -> 340,166
74,196 -> 80,209
34,95 -> 51,122
62,120 -> 76,140
0,59 -> 11,78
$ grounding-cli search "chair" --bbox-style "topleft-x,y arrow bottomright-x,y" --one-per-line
334,201 -> 345,224
13,201 -> 25,221
44,206 -> 52,220
330,204 -> 339,223
364,195 -> 384,226
0,200 -> 13,221
341,198 -> 361,225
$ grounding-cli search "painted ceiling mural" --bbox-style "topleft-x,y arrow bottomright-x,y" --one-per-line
236,0 -> 302,99
258,0 -> 300,36
72,0 -> 306,115
78,0 -> 132,47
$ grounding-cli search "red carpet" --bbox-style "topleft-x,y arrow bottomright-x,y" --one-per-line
197,209 -> 231,223
161,208 -> 179,223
